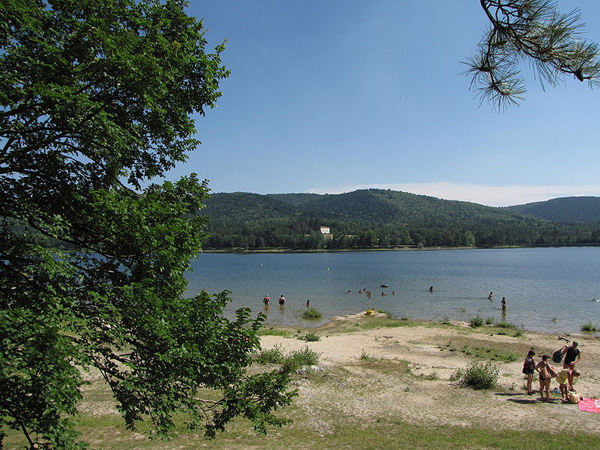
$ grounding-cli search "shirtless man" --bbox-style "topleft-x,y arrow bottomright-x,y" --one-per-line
562,341 -> 581,376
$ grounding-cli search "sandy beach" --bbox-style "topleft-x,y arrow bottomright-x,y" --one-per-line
260,313 -> 600,435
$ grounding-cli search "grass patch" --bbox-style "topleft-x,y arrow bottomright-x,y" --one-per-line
376,309 -> 392,318
342,316 -> 421,332
461,345 -> 519,363
301,307 -> 322,320
360,351 -> 376,361
9,412 -> 600,450
256,327 -> 291,337
355,357 -> 412,376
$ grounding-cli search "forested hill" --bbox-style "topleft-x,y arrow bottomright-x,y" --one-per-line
506,197 -> 600,223
200,189 -> 600,249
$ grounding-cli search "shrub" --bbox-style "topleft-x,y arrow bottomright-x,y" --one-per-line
255,345 -> 285,365
302,307 -> 322,320
300,332 -> 320,342
455,361 -> 499,390
470,316 -> 484,328
581,322 -> 597,332
255,346 -> 320,372
283,347 -> 320,371
496,321 -> 516,329
360,352 -> 375,361
485,317 -> 494,325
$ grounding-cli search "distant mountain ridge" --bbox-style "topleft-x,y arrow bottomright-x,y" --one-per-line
206,189 -> 527,227
506,196 -> 600,223
200,189 -> 600,249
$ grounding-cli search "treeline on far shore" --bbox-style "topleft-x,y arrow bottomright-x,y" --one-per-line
203,219 -> 600,250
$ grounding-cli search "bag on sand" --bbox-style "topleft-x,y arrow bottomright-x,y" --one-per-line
552,349 -> 563,364
568,392 -> 581,404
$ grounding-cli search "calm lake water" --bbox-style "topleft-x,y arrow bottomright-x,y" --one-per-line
185,247 -> 600,335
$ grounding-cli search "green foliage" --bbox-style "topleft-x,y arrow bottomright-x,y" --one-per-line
495,321 -> 516,329
282,348 -> 320,372
256,327 -> 291,337
467,0 -> 600,108
302,307 -> 323,320
507,197 -> 600,223
360,352 -> 376,361
254,345 -> 285,365
455,361 -> 500,390
376,309 -> 393,318
255,346 -> 319,372
300,332 -> 321,342
201,190 -> 600,250
485,317 -> 494,325
0,0 -> 292,447
461,346 -> 518,363
581,322 -> 597,332
470,316 -> 484,328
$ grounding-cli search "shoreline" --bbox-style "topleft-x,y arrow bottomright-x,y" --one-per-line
263,311 -> 599,341
257,307 -> 600,339
203,243 -> 600,254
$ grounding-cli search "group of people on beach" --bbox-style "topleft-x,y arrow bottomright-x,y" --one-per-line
522,341 -> 581,402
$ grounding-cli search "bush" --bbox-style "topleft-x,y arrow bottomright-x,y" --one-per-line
581,322 -> 597,332
255,346 -> 320,372
496,320 -> 516,329
470,316 -> 484,327
283,347 -> 320,371
455,361 -> 499,390
300,332 -> 320,342
302,307 -> 322,320
485,317 -> 494,325
255,345 -> 285,365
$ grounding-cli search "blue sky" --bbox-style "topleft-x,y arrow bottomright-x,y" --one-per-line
164,1 -> 600,207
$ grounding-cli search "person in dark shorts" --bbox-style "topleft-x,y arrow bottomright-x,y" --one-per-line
562,341 -> 581,368
562,341 -> 581,391
522,349 -> 536,395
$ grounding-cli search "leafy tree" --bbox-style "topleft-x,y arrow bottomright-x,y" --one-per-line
467,0 -> 600,108
0,0 -> 294,448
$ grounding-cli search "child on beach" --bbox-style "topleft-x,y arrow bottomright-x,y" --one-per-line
557,362 -> 580,401
522,350 -> 536,395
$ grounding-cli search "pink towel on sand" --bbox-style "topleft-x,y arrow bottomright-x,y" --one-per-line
578,398 -> 600,413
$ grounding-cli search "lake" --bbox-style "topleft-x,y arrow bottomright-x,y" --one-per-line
185,247 -> 600,335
